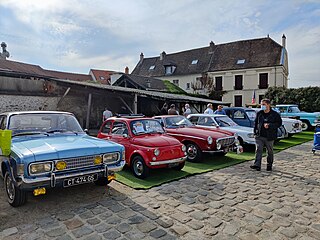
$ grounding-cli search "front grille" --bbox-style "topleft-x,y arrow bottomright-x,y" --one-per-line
55,155 -> 99,171
217,137 -> 235,148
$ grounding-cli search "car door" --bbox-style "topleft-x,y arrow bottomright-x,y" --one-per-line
109,121 -> 129,146
232,109 -> 250,127
98,120 -> 113,140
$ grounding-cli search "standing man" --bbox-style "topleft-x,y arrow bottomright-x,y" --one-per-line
214,105 -> 226,115
183,104 -> 191,117
250,99 -> 282,171
102,107 -> 113,122
204,103 -> 214,114
168,104 -> 179,115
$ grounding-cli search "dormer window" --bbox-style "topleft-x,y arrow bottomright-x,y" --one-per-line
191,59 -> 198,65
149,65 -> 155,70
99,76 -> 105,80
165,65 -> 176,75
237,59 -> 245,64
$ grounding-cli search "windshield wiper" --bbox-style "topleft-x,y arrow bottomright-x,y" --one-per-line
13,132 -> 48,137
46,129 -> 78,135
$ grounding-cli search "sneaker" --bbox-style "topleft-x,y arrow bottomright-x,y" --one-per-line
250,165 -> 261,171
266,166 -> 272,171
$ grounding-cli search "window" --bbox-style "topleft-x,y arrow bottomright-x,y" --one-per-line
111,122 -> 128,135
234,95 -> 243,107
149,65 -> 155,70
191,59 -> 198,65
165,66 -> 176,75
173,79 -> 179,86
102,121 -> 112,134
278,106 -> 287,113
234,75 -> 243,90
233,110 -> 245,119
186,83 -> 190,90
259,73 -> 268,89
99,76 -> 105,80
215,76 -> 223,91
237,59 -> 245,64
198,117 -> 215,126
188,116 -> 199,124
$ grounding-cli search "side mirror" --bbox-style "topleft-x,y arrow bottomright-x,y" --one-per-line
123,133 -> 129,138
84,129 -> 89,135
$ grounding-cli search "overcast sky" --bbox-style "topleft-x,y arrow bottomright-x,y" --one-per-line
0,0 -> 319,88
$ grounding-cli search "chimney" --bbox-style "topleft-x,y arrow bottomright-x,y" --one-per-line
160,51 -> 166,61
0,42 -> 10,60
124,66 -> 129,74
209,41 -> 215,53
140,52 -> 144,62
282,34 -> 286,49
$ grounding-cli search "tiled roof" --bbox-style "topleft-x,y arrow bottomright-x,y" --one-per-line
0,59 -> 92,81
90,69 -> 115,84
132,37 -> 283,77
114,74 -> 167,91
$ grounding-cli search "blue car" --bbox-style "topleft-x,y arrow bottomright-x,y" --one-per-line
0,111 -> 125,207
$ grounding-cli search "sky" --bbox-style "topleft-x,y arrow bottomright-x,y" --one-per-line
0,0 -> 319,88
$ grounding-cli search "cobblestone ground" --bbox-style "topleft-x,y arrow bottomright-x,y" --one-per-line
0,141 -> 319,240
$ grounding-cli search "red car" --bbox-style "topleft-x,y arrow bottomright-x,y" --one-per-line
154,115 -> 241,162
97,116 -> 187,178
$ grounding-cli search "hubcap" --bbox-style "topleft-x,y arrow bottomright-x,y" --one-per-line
301,123 -> 308,131
187,145 -> 197,159
5,175 -> 15,201
134,160 -> 143,176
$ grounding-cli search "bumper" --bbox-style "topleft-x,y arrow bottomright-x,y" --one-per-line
17,160 -> 125,190
149,156 -> 186,166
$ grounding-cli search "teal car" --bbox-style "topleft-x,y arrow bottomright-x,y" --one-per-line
276,104 -> 320,130
0,111 -> 125,207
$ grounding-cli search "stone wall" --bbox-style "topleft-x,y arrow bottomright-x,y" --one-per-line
0,94 -> 60,113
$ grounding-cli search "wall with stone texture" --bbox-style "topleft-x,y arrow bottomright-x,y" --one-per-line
0,94 -> 60,113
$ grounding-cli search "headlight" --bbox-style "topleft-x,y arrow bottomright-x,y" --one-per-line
56,161 -> 67,170
247,133 -> 254,138
29,162 -> 52,175
154,148 -> 160,156
207,136 -> 213,145
182,145 -> 186,152
103,153 -> 120,164
216,142 -> 222,150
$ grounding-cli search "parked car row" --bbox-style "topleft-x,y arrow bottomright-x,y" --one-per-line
0,107 -> 306,207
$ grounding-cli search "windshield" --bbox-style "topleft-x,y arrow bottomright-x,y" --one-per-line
215,116 -> 238,127
165,116 -> 193,128
288,106 -> 301,113
8,113 -> 84,135
245,110 -> 257,119
130,119 -> 164,135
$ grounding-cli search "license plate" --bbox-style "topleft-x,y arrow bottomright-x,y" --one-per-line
168,162 -> 179,168
63,174 -> 98,187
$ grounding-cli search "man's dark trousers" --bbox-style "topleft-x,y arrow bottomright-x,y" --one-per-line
254,136 -> 274,168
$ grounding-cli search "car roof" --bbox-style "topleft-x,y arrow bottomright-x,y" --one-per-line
1,111 -> 74,116
107,117 -> 155,122
275,104 -> 298,107
188,114 -> 227,117
224,107 -> 255,110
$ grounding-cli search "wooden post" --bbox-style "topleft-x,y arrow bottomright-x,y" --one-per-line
86,93 -> 92,129
133,94 -> 138,114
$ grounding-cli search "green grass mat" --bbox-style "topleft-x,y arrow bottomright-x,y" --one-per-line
115,131 -> 314,189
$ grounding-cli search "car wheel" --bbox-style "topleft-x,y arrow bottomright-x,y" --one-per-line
132,156 -> 149,179
186,143 -> 202,162
94,177 -> 112,186
4,172 -> 27,207
301,120 -> 311,131
172,161 -> 185,171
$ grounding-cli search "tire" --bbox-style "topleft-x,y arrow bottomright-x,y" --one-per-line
172,161 -> 185,171
131,156 -> 149,179
94,177 -> 112,186
4,172 -> 27,207
301,120 -> 311,131
215,152 -> 227,156
186,143 -> 202,162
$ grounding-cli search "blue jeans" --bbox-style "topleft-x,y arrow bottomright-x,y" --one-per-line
254,136 -> 274,167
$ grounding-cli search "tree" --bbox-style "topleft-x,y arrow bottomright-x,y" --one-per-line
265,86 -> 320,112
191,73 -> 214,94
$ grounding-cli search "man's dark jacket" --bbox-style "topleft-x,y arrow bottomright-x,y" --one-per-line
254,109 -> 282,141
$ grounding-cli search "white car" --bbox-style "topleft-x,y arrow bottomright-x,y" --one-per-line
187,114 -> 255,145
252,108 -> 302,137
